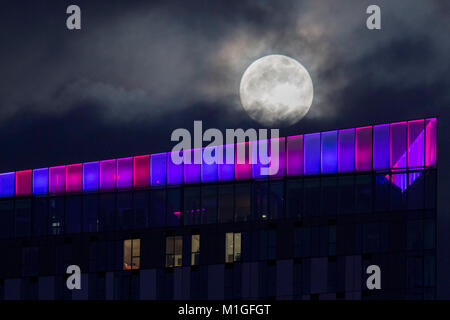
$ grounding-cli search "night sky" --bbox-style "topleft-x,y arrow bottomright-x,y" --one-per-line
0,0 -> 448,175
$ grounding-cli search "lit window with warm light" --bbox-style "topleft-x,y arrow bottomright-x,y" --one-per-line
123,239 -> 140,270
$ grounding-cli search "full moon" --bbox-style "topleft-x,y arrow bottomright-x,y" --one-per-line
239,54 -> 314,127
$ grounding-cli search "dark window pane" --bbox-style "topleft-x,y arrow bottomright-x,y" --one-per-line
99,194 -> 115,231
338,176 -> 355,215
286,180 -> 302,219
166,189 -> 181,227
133,191 -> 149,229
269,182 -> 284,220
201,186 -> 217,224
117,192 -> 133,230
0,199 -> 15,239
218,185 -> 234,223
235,184 -> 251,222
15,199 -> 31,238
32,198 -> 48,236
65,196 -> 81,234
408,172 -> 425,210
184,187 -> 201,226
253,182 -> 268,221
355,175 -> 372,213
304,178 -> 320,217
390,173 -> 407,211
83,195 -> 98,233
49,198 -> 64,235
321,177 -> 337,216
424,171 -> 436,210
150,189 -> 166,227
374,174 -> 390,212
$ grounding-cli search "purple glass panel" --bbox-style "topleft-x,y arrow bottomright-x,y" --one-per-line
49,166 -> 66,194
252,139 -> 270,179
287,135 -> 303,176
0,172 -> 15,198
338,129 -> 355,173
391,172 -> 407,192
116,157 -> 133,190
408,120 -> 425,169
321,131 -> 338,174
167,151 -> 183,185
425,118 -> 437,167
218,144 -> 235,181
100,159 -> 116,191
83,161 -> 99,192
373,124 -> 390,170
356,126 -> 372,171
390,122 -> 407,170
33,168 -> 49,195
151,153 -> 167,186
184,149 -> 201,184
270,137 -> 286,179
304,133 -> 321,175
235,142 -> 252,180
201,146 -> 218,183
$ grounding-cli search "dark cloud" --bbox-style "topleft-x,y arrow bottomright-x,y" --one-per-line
0,0 -> 448,171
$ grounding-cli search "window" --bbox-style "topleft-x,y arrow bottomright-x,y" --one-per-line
191,235 -> 200,266
166,236 -> 182,268
225,232 -> 241,263
123,239 -> 140,270
218,185 -> 234,223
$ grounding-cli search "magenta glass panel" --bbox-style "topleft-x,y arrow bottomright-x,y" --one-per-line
338,129 -> 355,173
33,168 -> 49,195
287,135 -> 303,176
252,139 -> 269,179
390,122 -> 407,170
83,162 -> 99,192
373,124 -> 390,170
15,170 -> 32,197
133,155 -> 150,188
0,172 -> 15,198
151,153 -> 167,186
100,159 -> 116,191
321,131 -> 338,174
425,118 -> 437,167
66,164 -> 83,193
235,142 -> 252,180
167,151 -> 183,185
201,146 -> 217,183
49,166 -> 66,194
356,126 -> 372,171
408,120 -> 425,169
270,137 -> 286,179
218,144 -> 235,181
184,149 -> 201,184
116,157 -> 133,190
304,133 -> 321,175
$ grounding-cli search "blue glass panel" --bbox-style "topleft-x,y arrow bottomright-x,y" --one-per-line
83,161 -> 99,192
33,168 -> 49,195
373,124 -> 390,170
338,129 -> 355,173
304,133 -> 321,175
321,131 -> 338,174
201,146 -> 218,183
0,172 -> 15,198
151,153 -> 167,186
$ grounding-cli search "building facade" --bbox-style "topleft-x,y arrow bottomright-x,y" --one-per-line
0,118 -> 438,299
